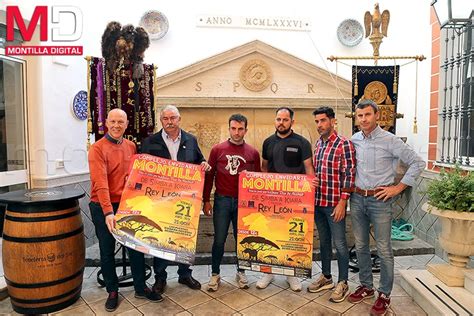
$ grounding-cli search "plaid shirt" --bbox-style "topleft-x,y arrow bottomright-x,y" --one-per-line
314,132 -> 356,207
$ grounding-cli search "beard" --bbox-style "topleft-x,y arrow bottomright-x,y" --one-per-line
276,125 -> 291,135
318,128 -> 329,136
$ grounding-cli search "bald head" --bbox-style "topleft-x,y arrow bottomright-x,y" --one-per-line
107,108 -> 127,120
106,109 -> 128,140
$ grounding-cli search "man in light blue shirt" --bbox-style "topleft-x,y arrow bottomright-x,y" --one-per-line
141,105 -> 212,295
347,100 -> 425,316
162,128 -> 181,160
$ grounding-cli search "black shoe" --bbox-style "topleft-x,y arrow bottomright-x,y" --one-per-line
105,291 -> 119,312
135,287 -> 163,302
178,276 -> 201,290
152,279 -> 167,294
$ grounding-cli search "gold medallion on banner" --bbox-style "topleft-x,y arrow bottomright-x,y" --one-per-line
239,59 -> 272,92
363,81 -> 388,105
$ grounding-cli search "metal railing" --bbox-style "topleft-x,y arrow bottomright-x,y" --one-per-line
438,18 -> 474,167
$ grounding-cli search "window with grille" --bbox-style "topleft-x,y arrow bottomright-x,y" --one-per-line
437,17 -> 474,167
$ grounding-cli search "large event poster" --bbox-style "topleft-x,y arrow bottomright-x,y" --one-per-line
237,171 -> 315,278
112,154 -> 204,265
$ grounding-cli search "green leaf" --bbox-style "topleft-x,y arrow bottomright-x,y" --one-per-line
424,165 -> 474,212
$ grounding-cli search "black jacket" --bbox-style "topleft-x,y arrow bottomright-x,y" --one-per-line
140,129 -> 205,164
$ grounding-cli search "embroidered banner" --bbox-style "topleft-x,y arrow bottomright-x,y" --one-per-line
352,65 -> 400,134
112,154 -> 204,265
88,57 -> 155,145
237,171 -> 315,278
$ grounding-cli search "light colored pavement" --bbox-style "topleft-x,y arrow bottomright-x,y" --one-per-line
0,254 -> 442,315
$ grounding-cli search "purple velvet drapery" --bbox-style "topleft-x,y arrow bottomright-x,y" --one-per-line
89,57 -> 155,145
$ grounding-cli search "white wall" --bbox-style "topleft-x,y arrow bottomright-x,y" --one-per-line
5,0 -> 432,184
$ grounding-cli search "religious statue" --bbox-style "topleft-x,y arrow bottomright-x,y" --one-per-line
101,21 -> 150,79
86,21 -> 155,146
364,3 -> 390,57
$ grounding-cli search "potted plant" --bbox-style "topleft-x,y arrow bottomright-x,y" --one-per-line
422,166 -> 474,286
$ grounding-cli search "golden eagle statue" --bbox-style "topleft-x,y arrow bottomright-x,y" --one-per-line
364,3 -> 390,56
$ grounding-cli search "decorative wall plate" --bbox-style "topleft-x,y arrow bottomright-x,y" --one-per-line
337,19 -> 364,47
72,90 -> 88,120
139,10 -> 169,40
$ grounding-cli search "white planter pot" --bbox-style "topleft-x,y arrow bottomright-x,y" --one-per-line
422,203 -> 474,287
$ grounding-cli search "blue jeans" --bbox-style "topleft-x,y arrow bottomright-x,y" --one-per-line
314,206 -> 349,282
350,193 -> 394,295
211,193 -> 243,274
89,202 -> 147,293
153,257 -> 192,281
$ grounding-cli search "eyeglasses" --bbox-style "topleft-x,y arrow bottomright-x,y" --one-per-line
161,116 -> 179,122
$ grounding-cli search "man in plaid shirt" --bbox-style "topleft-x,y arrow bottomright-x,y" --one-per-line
307,106 -> 356,303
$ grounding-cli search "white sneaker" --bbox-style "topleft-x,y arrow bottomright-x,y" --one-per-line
256,274 -> 274,289
236,271 -> 249,289
287,276 -> 302,292
207,274 -> 220,292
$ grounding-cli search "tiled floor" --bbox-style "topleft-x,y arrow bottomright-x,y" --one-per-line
0,254 -> 443,315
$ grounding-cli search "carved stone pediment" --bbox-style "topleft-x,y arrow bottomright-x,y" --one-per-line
156,40 -> 352,102
155,40 -> 353,157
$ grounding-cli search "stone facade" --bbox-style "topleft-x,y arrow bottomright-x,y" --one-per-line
154,40 -> 354,159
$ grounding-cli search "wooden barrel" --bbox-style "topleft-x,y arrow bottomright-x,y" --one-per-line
0,188 -> 85,314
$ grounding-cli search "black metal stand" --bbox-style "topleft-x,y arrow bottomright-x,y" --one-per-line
348,245 -> 381,273
348,230 -> 381,273
97,244 -> 152,288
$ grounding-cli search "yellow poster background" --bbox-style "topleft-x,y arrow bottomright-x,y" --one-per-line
112,154 -> 204,265
237,171 -> 315,277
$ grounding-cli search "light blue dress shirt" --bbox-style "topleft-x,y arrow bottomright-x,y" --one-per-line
351,125 -> 425,189
162,129 -> 182,161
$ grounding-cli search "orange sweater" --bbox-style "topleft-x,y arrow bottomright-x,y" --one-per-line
88,136 -> 136,216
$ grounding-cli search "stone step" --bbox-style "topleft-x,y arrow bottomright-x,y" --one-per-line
400,269 -> 474,316
85,235 -> 434,266
464,270 -> 474,294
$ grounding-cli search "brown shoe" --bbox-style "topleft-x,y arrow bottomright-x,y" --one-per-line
152,279 -> 167,294
307,274 -> 334,293
329,281 -> 349,303
135,287 -> 163,303
178,276 -> 201,290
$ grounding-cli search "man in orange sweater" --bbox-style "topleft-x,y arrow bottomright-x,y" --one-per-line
88,109 -> 162,312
